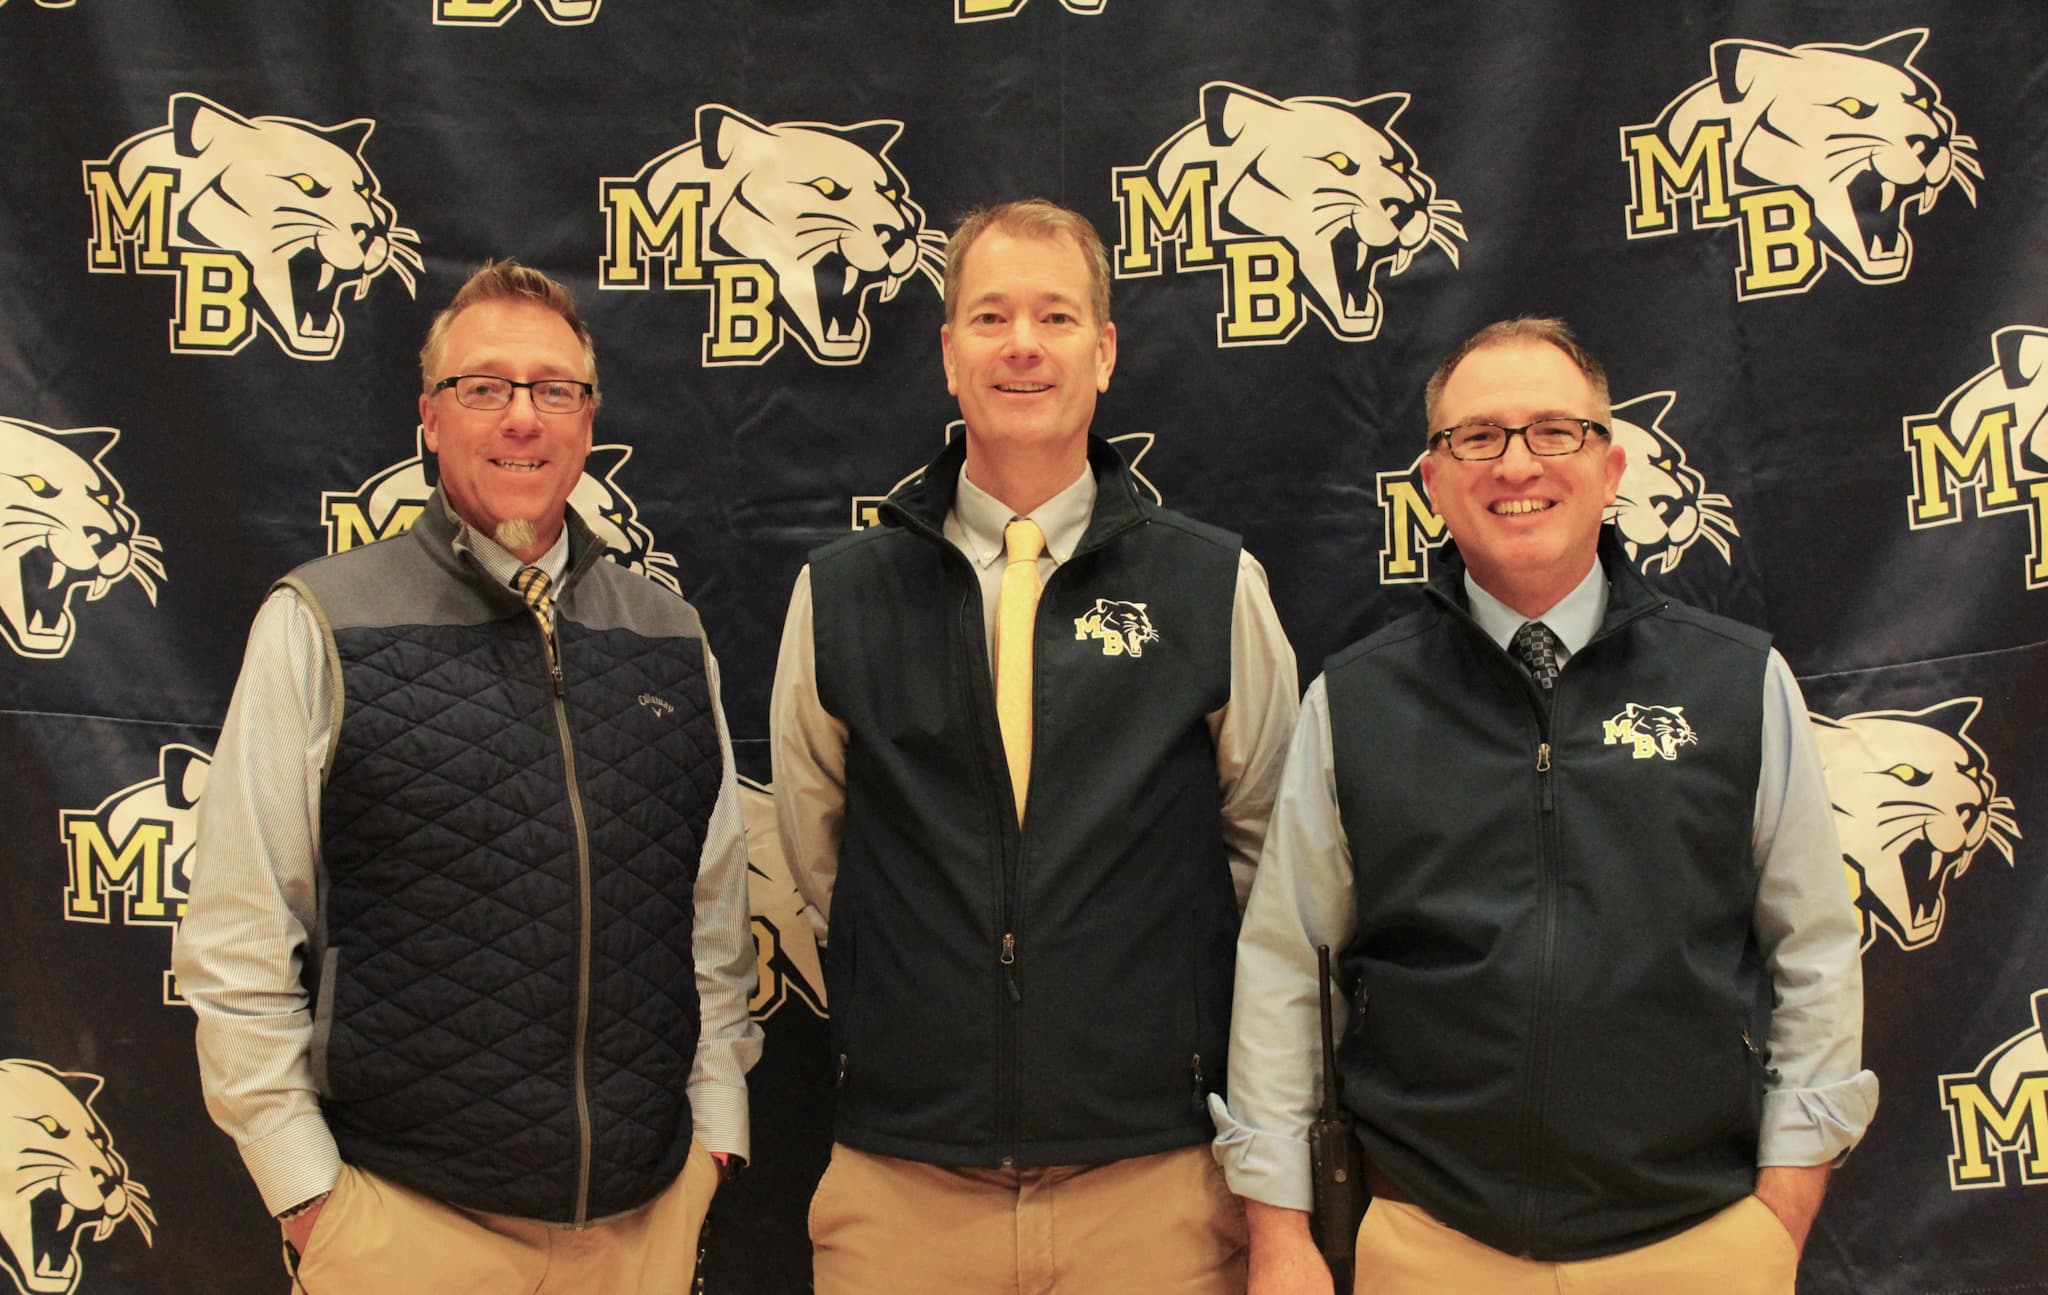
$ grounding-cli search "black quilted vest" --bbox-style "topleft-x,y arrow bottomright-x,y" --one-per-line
285,496 -> 722,1223
809,435 -> 1242,1167
1326,533 -> 1770,1260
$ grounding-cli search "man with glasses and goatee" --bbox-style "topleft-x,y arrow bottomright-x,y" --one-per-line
1217,317 -> 1876,1295
176,260 -> 759,1293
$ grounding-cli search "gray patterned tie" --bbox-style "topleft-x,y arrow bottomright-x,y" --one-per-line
1512,620 -> 1561,694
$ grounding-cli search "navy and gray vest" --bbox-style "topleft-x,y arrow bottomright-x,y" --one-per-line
810,435 -> 1241,1167
1326,534 -> 1770,1261
284,496 -> 722,1223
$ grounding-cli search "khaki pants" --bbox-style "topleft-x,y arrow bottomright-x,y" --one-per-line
810,1142 -> 1248,1295
288,1140 -> 716,1295
1352,1195 -> 1799,1295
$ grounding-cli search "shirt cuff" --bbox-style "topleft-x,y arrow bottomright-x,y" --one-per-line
1758,1068 -> 1880,1167
689,1077 -> 752,1162
1208,1092 -> 1314,1211
242,1112 -> 343,1217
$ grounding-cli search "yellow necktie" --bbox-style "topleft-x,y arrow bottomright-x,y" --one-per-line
996,519 -> 1045,822
512,565 -> 554,630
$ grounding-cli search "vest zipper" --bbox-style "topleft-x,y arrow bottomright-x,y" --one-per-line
540,617 -> 596,1225
1518,696 -> 1560,1253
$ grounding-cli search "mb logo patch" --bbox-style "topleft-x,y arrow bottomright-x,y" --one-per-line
1114,80 -> 1463,346
1601,703 -> 1698,761
600,104 -> 944,365
0,1060 -> 155,1295
1620,29 -> 1980,300
1074,600 -> 1159,657
83,93 -> 421,358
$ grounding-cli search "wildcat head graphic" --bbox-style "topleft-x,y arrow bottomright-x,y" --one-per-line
0,1060 -> 154,1295
320,430 -> 681,593
1903,325 -> 2048,589
1116,81 -> 1464,345
1606,392 -> 1740,574
1812,698 -> 2020,952
84,92 -> 422,358
601,105 -> 944,365
1622,30 -> 1981,299
1601,703 -> 1699,761
1,418 -> 164,660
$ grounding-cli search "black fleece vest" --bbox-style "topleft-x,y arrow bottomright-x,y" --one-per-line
289,499 -> 722,1223
811,437 -> 1241,1167
1326,539 -> 1769,1261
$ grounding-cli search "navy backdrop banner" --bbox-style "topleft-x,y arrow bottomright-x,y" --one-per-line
3,2 -> 2044,1291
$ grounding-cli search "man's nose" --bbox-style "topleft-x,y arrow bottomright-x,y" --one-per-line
1002,317 -> 1042,358
1493,435 -> 1543,478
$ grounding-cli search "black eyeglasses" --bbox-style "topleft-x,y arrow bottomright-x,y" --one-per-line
432,374 -> 596,414
1428,418 -> 1608,461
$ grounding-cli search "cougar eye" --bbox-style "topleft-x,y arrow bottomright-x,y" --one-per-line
1884,763 -> 1931,786
1830,98 -> 1877,120
28,1114 -> 68,1137
807,177 -> 850,200
285,173 -> 331,197
18,474 -> 57,498
1319,152 -> 1359,176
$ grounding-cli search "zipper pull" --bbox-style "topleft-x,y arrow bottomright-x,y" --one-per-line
1001,932 -> 1021,1002
835,1053 -> 848,1088
1190,1054 -> 1206,1115
1536,742 -> 1552,773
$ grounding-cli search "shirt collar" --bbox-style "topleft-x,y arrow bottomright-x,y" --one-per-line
1463,557 -> 1608,658
949,462 -> 1096,571
450,506 -> 573,591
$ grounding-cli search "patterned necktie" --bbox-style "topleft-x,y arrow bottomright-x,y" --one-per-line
995,519 -> 1046,822
512,565 -> 554,632
1512,620 -> 1561,694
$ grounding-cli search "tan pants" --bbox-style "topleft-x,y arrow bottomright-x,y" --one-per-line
289,1140 -> 716,1295
810,1142 -> 1248,1295
1352,1195 -> 1799,1295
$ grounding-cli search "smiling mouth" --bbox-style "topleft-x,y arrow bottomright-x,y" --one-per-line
996,383 -> 1051,394
492,459 -> 546,472
1492,499 -> 1554,515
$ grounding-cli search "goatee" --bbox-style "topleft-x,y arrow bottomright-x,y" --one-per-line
495,518 -> 540,555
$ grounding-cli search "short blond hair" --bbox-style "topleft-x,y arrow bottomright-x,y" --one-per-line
944,199 -> 1112,327
419,259 -> 599,403
1423,316 -> 1609,436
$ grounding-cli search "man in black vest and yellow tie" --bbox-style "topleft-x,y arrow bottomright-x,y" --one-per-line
1218,317 -> 1877,1295
176,259 -> 760,1292
770,199 -> 1300,1294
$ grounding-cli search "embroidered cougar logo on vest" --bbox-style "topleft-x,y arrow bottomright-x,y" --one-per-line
106,92 -> 422,357
642,105 -> 944,363
1074,599 -> 1159,657
1657,30 -> 1979,282
1606,393 -> 1739,574
1812,698 -> 2020,952
1,418 -> 164,660
0,1060 -> 154,1295
1602,703 -> 1698,761
1147,82 -> 1464,339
